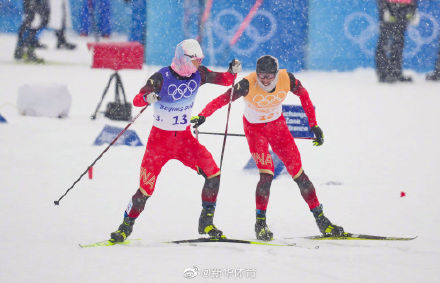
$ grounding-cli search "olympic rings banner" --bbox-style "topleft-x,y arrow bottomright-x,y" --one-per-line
146,0 -> 308,72
2,0 -> 439,72
308,0 -> 440,72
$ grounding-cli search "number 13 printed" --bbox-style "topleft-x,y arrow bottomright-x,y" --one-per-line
172,114 -> 188,125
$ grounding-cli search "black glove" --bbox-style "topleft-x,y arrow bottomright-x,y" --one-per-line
228,59 -> 242,74
311,125 -> 324,146
190,115 -> 206,128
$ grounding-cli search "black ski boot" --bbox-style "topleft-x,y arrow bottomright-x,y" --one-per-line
29,31 -> 47,49
198,207 -> 224,239
255,215 -> 273,241
396,74 -> 413,82
55,30 -> 76,50
110,216 -> 135,242
426,71 -> 440,81
14,46 -> 24,60
23,48 -> 44,64
311,204 -> 344,237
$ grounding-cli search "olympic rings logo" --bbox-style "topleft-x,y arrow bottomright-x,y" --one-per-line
253,91 -> 287,108
168,80 -> 198,101
344,12 -> 439,57
210,8 -> 277,55
406,13 -> 439,56
344,12 -> 377,56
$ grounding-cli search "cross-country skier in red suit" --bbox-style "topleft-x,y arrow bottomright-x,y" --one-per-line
110,39 -> 242,243
191,55 -> 344,241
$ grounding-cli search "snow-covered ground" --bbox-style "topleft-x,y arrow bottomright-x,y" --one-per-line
1,32 -> 439,282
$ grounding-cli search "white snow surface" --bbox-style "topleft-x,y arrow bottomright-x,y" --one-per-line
1,32 -> 440,283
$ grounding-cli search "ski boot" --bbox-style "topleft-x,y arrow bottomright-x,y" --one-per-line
110,216 -> 135,243
255,215 -> 273,241
426,71 -> 440,81
396,74 -> 413,82
29,32 -> 47,49
311,204 -> 344,237
23,48 -> 44,64
56,30 -> 76,50
14,46 -> 24,60
198,207 -> 224,239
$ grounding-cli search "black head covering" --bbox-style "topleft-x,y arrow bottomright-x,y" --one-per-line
256,55 -> 279,74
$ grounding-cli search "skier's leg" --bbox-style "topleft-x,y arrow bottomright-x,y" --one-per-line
267,116 -> 344,236
243,117 -> 274,240
255,173 -> 274,241
110,127 -> 169,242
178,128 -> 223,238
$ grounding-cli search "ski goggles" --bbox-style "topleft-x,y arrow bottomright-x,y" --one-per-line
185,54 -> 203,64
257,73 -> 276,80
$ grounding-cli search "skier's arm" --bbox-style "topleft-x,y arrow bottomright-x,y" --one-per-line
288,72 -> 317,128
133,72 -> 163,107
199,79 -> 249,118
198,64 -> 237,86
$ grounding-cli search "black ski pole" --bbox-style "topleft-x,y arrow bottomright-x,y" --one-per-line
195,131 -> 245,137
54,106 -> 148,206
196,131 -> 313,139
219,79 -> 236,170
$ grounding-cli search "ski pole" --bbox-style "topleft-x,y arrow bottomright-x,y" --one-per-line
195,131 -> 245,137
196,131 -> 313,139
54,105 -> 148,206
219,78 -> 236,170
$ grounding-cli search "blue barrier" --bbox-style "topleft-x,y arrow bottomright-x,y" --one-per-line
70,0 -> 131,35
282,105 -> 314,139
308,0 -> 440,72
0,113 -> 7,123
93,125 -> 143,146
3,0 -> 438,72
0,0 -> 22,33
127,0 -> 146,45
243,104 -> 313,178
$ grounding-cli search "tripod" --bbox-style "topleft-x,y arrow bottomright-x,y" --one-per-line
91,71 -> 132,121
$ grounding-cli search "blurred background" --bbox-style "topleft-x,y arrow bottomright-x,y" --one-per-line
1,0 -> 439,72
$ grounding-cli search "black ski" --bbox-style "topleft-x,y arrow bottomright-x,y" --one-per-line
300,233 -> 417,241
79,237 -> 295,248
166,237 -> 295,246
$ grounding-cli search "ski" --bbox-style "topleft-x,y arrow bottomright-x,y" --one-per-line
166,237 -> 296,247
301,233 -> 417,241
79,238 -> 141,248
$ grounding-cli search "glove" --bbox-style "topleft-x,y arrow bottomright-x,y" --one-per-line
228,59 -> 242,74
311,125 -> 324,146
190,115 -> 206,128
143,92 -> 159,104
